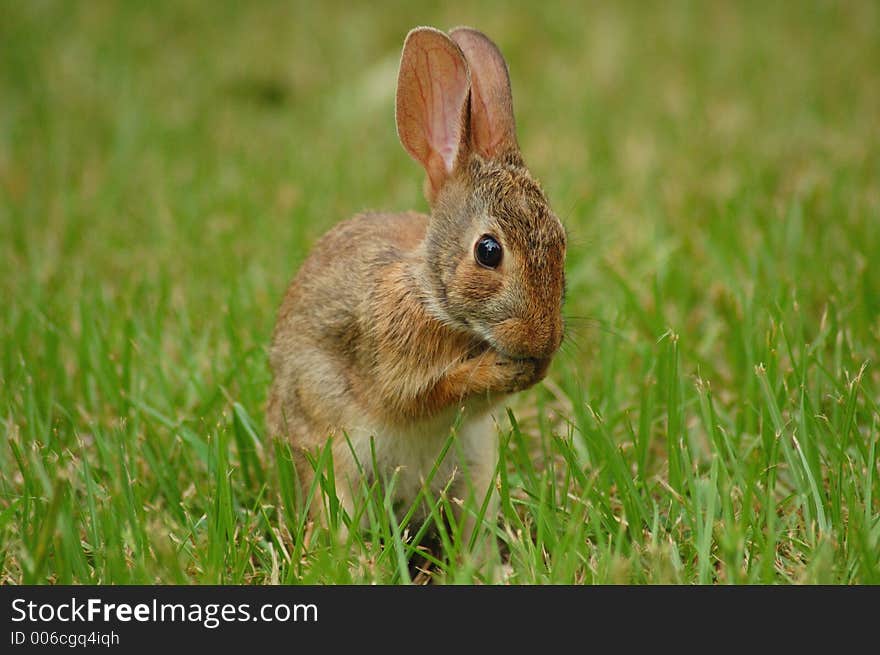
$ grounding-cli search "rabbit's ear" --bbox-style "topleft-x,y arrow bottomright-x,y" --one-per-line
396,27 -> 471,201
449,27 -> 518,160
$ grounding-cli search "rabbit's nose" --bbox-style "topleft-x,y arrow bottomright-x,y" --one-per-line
493,314 -> 563,360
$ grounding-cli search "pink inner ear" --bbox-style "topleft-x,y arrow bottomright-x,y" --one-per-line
396,29 -> 470,198
423,46 -> 468,174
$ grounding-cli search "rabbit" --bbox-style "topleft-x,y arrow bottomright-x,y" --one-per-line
267,26 -> 566,538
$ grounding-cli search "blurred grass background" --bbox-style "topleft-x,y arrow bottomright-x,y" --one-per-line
1,1 -> 878,583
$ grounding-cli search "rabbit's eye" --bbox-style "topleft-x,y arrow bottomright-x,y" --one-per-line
474,235 -> 503,269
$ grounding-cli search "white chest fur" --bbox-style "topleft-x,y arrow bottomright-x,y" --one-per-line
333,406 -> 499,512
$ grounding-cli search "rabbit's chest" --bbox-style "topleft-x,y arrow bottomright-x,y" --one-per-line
344,408 -> 497,503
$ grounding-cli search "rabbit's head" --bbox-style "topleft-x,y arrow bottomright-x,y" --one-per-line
396,26 -> 565,365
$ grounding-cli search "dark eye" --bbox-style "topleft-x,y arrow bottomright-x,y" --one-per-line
474,235 -> 503,268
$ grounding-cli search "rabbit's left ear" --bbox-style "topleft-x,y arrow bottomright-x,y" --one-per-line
449,27 -> 519,160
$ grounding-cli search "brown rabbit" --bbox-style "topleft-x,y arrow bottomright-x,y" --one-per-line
267,26 -> 566,533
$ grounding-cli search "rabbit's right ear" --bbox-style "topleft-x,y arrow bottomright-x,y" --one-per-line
396,27 -> 471,202
449,27 -> 518,160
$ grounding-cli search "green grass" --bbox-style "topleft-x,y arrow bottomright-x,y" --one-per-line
2,0 -> 879,584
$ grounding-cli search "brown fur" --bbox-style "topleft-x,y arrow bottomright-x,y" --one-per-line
267,27 -> 566,529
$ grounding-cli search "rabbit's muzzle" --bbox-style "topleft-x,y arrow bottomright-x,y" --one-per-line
491,313 -> 564,362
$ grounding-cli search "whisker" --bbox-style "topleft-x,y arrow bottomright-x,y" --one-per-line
561,233 -> 595,251
563,315 -> 630,341
558,339 -> 586,361
458,348 -> 492,404
435,352 -> 467,380
556,344 -> 579,364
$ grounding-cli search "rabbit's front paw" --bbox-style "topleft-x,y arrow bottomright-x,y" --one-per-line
494,355 -> 550,393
